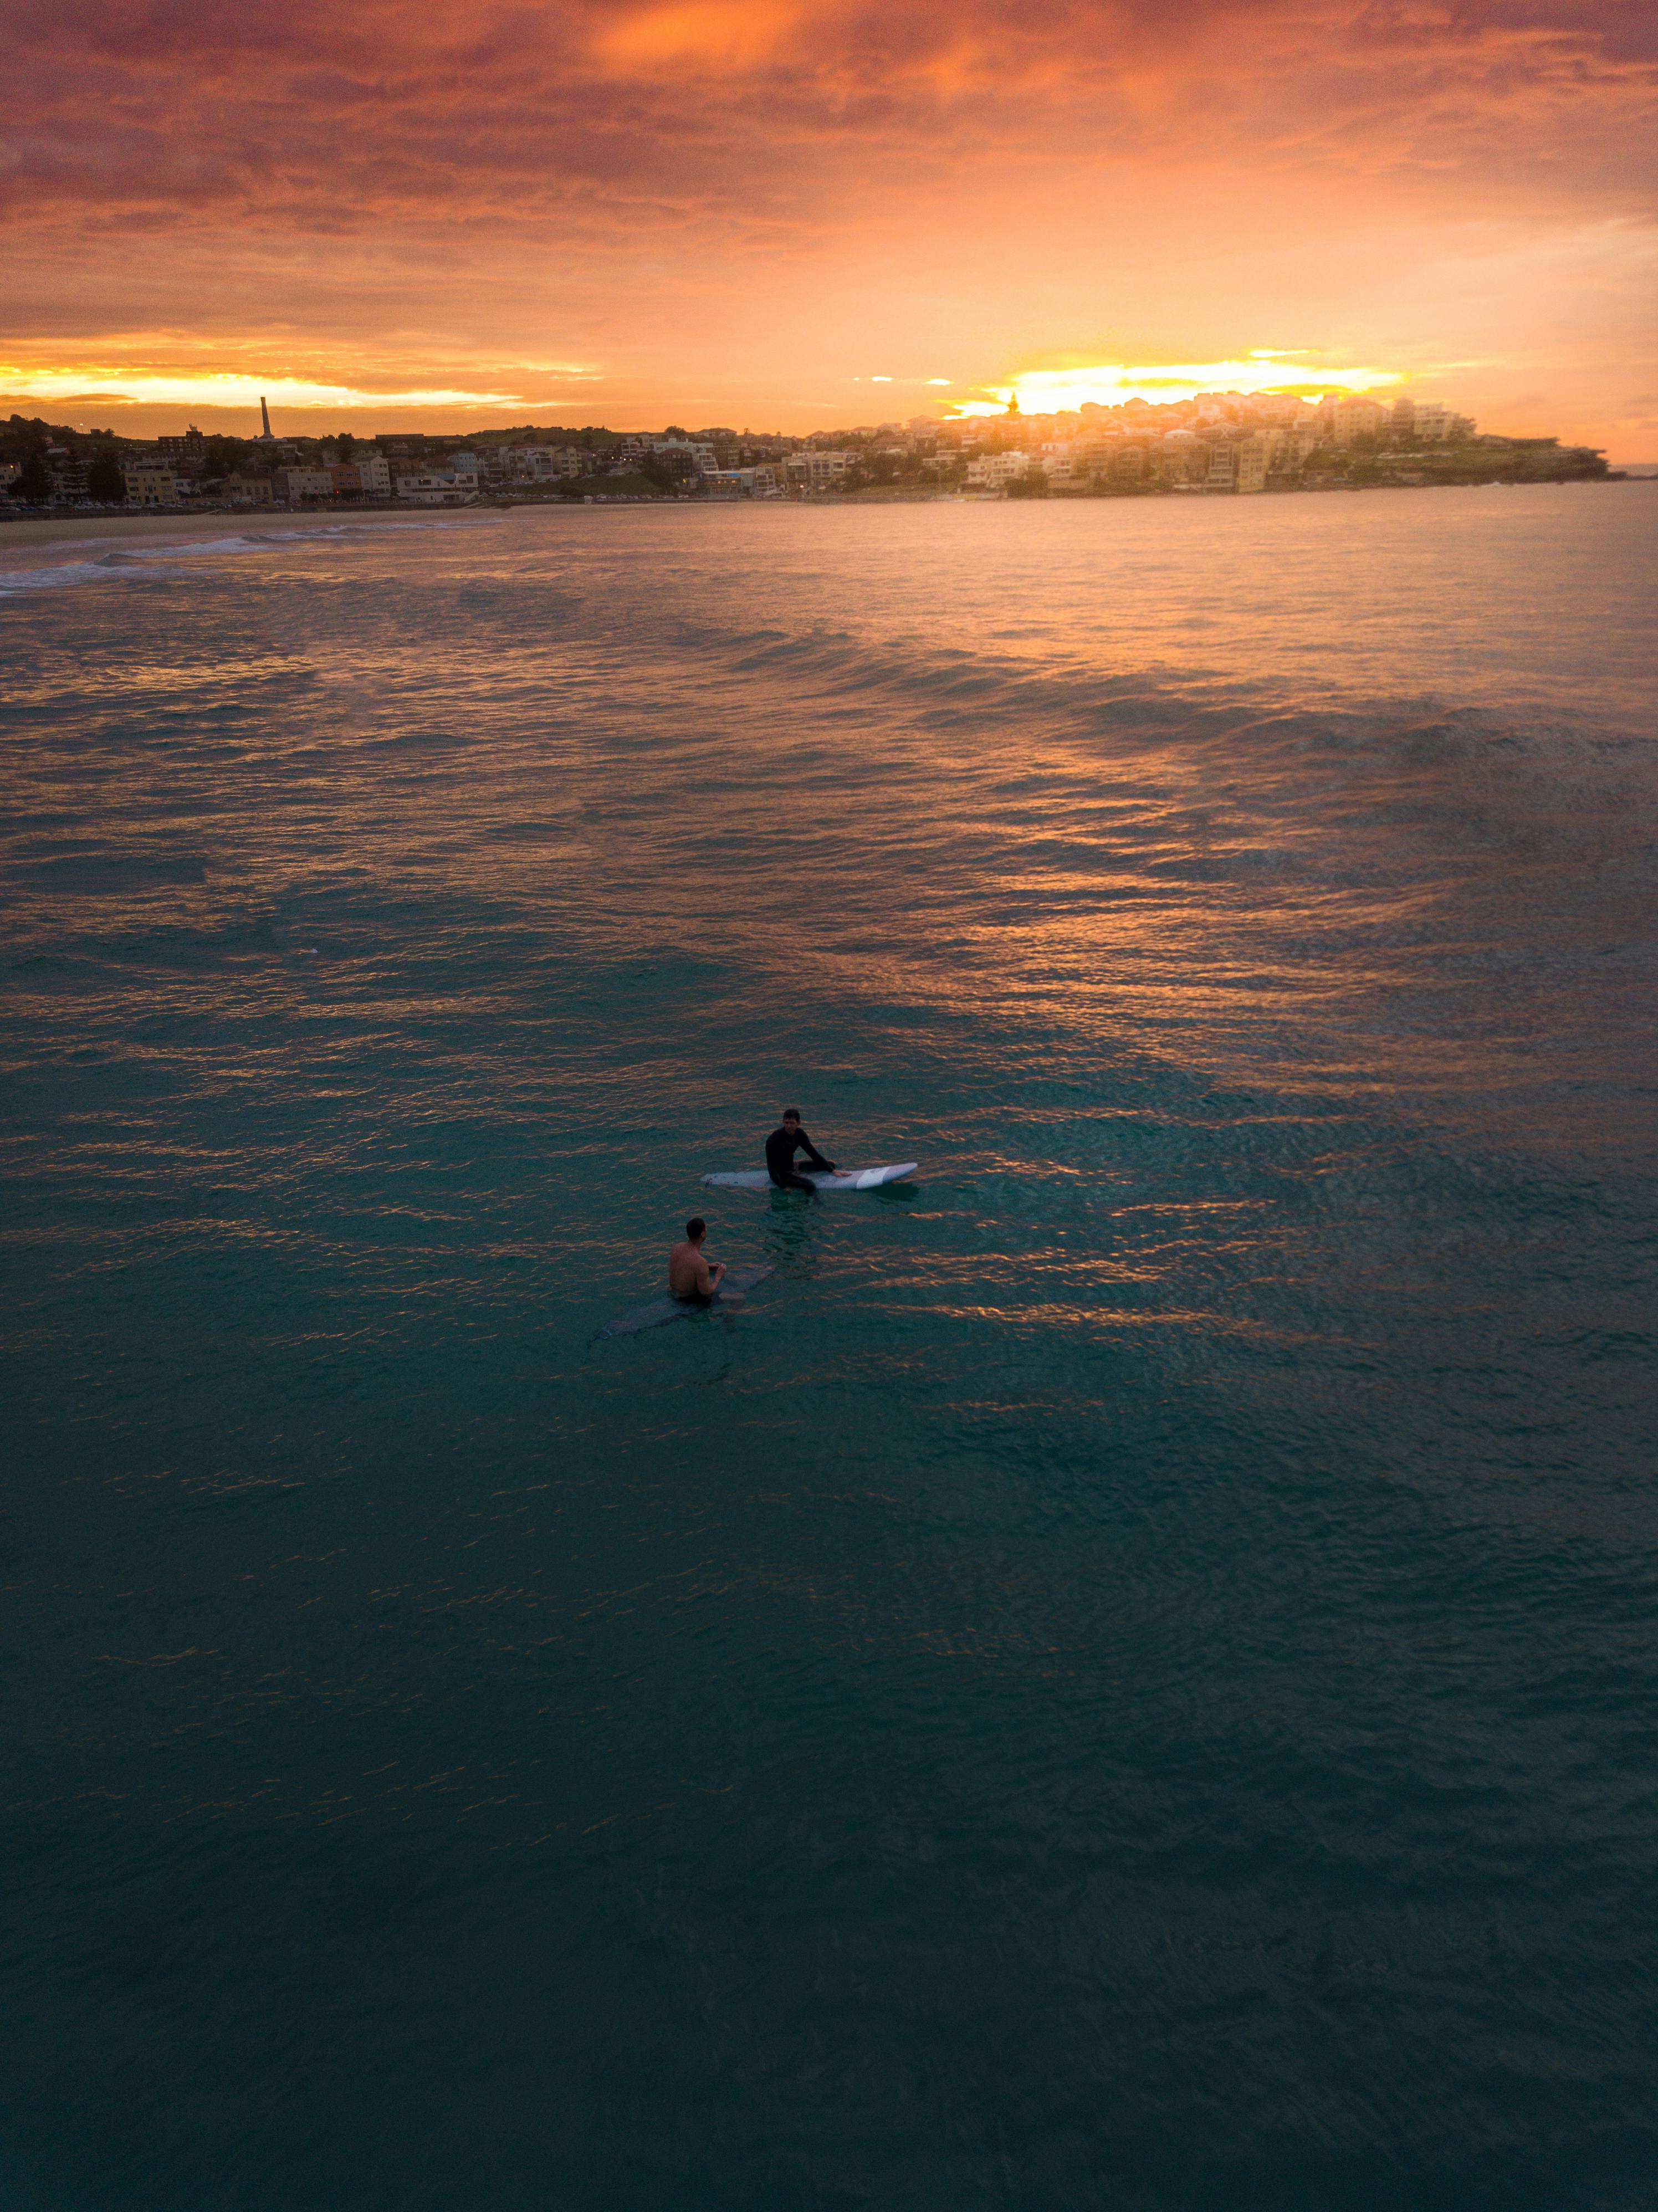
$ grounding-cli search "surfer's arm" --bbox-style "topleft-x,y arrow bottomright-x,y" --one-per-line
798,1130 -> 835,1171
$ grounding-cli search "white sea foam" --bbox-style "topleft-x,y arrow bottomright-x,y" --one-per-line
0,515 -> 492,597
0,559 -> 118,598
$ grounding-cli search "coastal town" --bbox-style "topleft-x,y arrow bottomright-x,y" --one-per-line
0,388 -> 1615,513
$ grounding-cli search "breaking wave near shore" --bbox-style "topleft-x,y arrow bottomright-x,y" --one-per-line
0,514 -> 494,597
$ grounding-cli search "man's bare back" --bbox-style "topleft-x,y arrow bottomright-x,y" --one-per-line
669,1216 -> 741,1304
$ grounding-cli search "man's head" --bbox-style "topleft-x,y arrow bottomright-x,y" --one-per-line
781,1108 -> 800,1129
684,1216 -> 706,1245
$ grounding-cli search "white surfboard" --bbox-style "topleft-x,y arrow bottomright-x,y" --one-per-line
702,1163 -> 919,1192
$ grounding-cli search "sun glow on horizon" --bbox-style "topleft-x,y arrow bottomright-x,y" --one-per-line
950,355 -> 1405,416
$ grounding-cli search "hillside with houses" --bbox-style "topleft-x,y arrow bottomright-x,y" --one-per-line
0,391 -> 1614,515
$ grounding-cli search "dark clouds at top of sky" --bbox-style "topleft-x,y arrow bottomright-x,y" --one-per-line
8,0 -> 1655,239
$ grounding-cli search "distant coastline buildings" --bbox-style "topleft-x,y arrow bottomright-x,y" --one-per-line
0,388 -> 1617,513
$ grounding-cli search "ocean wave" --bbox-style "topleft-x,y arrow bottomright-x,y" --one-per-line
656,616 -> 1658,831
0,514 -> 494,598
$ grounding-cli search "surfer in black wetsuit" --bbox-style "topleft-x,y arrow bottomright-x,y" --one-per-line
766,1109 -> 836,1195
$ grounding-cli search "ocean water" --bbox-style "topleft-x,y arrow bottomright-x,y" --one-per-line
3,489 -> 1656,2210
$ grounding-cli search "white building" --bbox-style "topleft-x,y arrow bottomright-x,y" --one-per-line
965,451 -> 1031,487
272,467 -> 334,503
1204,444 -> 1237,491
784,450 -> 854,487
395,473 -> 480,506
330,455 -> 390,497
699,466 -> 780,497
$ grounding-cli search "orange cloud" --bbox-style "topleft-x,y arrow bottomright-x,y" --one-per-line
5,0 -> 1655,447
598,0 -> 806,70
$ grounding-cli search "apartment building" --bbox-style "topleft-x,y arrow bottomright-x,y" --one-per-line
330,454 -> 391,498
784,450 -> 854,487
965,451 -> 1031,487
505,446 -> 588,483
1319,397 -> 1389,446
1235,434 -> 1270,493
272,467 -> 335,503
123,459 -> 179,506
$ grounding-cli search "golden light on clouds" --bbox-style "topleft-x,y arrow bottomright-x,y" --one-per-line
0,368 -> 566,412
598,1 -> 802,70
951,356 -> 1407,416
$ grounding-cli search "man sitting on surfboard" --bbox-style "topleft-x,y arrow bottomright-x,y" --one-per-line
765,1109 -> 836,1196
669,1217 -> 734,1303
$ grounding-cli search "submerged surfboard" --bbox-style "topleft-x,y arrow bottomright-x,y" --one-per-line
596,1262 -> 775,1341
702,1163 -> 919,1193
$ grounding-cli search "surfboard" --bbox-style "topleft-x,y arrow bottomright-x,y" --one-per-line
596,1262 -> 775,1340
701,1163 -> 919,1192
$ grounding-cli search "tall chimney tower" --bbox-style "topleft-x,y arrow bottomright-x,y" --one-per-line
259,396 -> 273,440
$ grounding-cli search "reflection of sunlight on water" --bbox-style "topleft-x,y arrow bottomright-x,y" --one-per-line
3,509 -> 1656,1964
3,498 -> 1657,2201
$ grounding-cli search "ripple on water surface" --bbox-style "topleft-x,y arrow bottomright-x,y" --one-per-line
2,491 -> 1657,2211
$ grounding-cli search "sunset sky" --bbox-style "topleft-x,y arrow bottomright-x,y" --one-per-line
7,0 -> 1656,453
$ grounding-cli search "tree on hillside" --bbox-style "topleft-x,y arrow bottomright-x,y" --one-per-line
88,450 -> 126,503
201,441 -> 250,481
13,450 -> 52,504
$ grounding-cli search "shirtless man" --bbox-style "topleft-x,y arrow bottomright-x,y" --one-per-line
668,1216 -> 737,1304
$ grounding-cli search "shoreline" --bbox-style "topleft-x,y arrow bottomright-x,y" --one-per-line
0,473 -> 1648,551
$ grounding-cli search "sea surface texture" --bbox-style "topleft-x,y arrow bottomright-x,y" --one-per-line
3,491 -> 1656,2210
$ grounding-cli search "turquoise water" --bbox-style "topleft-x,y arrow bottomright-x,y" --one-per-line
3,490 -> 1656,2209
